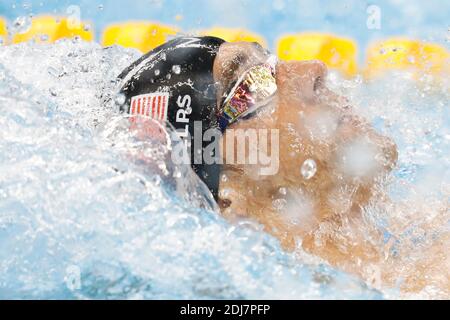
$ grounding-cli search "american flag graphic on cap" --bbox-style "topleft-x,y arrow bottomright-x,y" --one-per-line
130,92 -> 169,122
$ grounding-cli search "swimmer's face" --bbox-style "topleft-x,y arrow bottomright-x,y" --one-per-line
213,42 -> 398,249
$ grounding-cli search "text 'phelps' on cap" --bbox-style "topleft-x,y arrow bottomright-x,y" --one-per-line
118,36 -> 226,199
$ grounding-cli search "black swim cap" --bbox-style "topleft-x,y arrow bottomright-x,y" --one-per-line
118,36 -> 225,199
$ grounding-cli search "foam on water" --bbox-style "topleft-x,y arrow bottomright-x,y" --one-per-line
0,40 -> 385,299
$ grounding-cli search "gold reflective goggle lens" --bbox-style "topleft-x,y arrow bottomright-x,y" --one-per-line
218,58 -> 277,130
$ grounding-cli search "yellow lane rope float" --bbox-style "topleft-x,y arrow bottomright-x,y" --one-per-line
364,38 -> 450,79
12,15 -> 93,44
0,17 -> 7,45
2,15 -> 448,81
277,32 -> 359,78
102,21 -> 178,53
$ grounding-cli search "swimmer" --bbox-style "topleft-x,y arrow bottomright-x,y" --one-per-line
117,36 -> 410,291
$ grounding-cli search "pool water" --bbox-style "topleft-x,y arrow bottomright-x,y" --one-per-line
0,37 -> 448,299
0,0 -> 448,300
0,40 -> 388,299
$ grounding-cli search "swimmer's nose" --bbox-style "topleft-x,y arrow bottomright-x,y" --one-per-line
297,60 -> 328,101
277,60 -> 328,102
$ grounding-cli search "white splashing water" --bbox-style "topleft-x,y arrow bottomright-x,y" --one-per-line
336,137 -> 379,178
301,158 -> 317,180
327,70 -> 450,299
0,40 -> 381,299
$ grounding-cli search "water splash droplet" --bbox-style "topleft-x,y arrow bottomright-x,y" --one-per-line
80,63 -> 89,73
47,66 -> 60,78
219,188 -> 231,199
114,93 -> 126,106
172,65 -> 181,75
272,198 -> 287,211
301,159 -> 317,180
72,36 -> 81,43
12,16 -> 31,34
173,170 -> 182,179
49,87 -> 58,97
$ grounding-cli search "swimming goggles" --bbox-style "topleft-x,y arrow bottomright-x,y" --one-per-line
218,56 -> 278,131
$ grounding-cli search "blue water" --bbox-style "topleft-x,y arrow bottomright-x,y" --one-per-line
0,40 -> 390,299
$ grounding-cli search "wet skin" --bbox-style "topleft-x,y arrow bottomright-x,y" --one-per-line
213,42 -> 398,271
